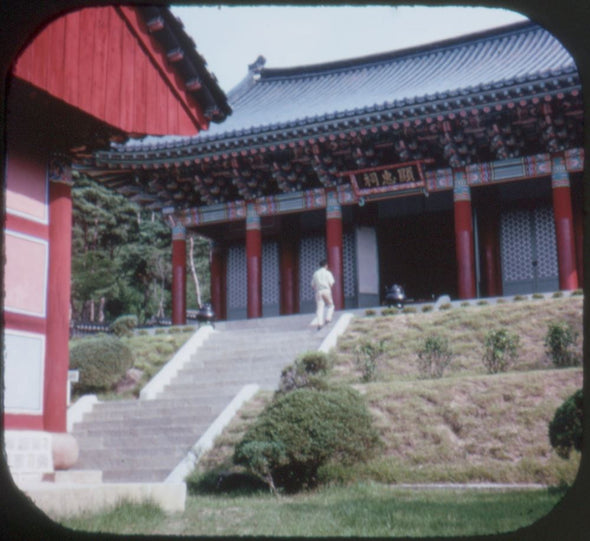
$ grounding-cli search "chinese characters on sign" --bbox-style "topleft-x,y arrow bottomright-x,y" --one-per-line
343,161 -> 427,199
359,165 -> 418,189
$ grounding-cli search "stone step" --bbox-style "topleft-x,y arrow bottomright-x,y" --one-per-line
75,430 -> 208,450
69,311 -> 339,482
74,424 -> 207,440
101,468 -> 172,483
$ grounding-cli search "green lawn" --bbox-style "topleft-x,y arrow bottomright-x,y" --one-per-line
60,483 -> 567,537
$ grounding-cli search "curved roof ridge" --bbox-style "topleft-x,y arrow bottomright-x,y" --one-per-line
254,20 -> 538,83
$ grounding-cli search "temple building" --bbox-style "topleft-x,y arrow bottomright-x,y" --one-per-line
85,20 -> 583,323
3,5 -> 229,477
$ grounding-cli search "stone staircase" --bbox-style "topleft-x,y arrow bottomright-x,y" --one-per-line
70,313 -> 330,483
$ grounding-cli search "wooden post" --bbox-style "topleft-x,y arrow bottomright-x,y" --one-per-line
246,204 -> 262,318
453,171 -> 476,299
326,190 -> 344,310
551,156 -> 578,290
44,175 -> 72,432
172,224 -> 187,325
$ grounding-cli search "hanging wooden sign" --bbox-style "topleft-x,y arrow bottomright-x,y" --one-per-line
339,160 -> 429,200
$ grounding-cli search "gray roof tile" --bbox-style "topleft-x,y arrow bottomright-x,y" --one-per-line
124,21 -> 576,150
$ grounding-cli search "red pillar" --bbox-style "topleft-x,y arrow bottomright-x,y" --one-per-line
551,156 -> 578,290
480,207 -> 502,297
44,177 -> 72,432
453,171 -> 476,299
326,190 -> 344,310
280,234 -> 299,315
210,241 -> 227,320
573,198 -> 583,287
246,204 -> 262,318
172,225 -> 187,325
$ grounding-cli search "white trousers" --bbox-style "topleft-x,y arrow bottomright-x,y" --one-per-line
315,289 -> 334,327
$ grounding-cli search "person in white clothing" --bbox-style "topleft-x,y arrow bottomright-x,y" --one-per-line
311,259 -> 335,330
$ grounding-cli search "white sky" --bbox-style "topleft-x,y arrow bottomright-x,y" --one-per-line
171,4 -> 529,93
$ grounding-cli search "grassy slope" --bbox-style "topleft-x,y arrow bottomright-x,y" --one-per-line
197,295 -> 583,486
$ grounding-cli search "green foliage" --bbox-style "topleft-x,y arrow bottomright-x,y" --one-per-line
277,351 -> 330,394
69,335 -> 134,392
365,309 -> 377,317
354,339 -> 386,382
403,306 -> 417,314
186,468 -> 269,495
381,307 -> 398,316
422,304 -> 434,312
552,291 -> 564,298
482,329 -> 520,374
548,389 -> 583,459
234,387 -> 380,493
417,335 -> 453,378
110,314 -> 138,337
72,175 -> 200,323
545,321 -> 579,367
438,303 -> 452,310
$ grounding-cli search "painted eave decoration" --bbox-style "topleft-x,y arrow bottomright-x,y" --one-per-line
12,5 -> 231,138
86,21 -> 582,214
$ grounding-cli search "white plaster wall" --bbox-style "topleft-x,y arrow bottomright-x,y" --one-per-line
355,226 -> 379,295
4,330 -> 45,413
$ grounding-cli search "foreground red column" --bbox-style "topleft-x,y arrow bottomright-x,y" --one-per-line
246,204 -> 262,318
172,225 -> 187,325
551,156 -> 578,290
210,241 -> 227,320
480,206 -> 502,297
44,176 -> 72,432
453,171 -> 476,299
573,197 -> 583,286
326,190 -> 344,310
280,232 -> 299,315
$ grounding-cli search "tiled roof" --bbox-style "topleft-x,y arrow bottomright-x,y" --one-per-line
123,21 -> 577,150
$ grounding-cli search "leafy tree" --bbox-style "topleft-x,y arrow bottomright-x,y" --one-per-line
71,175 -> 139,320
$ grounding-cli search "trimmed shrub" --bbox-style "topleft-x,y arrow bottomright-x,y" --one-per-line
545,321 -> 580,368
402,306 -> 417,314
422,304 -> 434,312
417,334 -> 453,378
354,339 -> 386,382
234,387 -> 380,493
381,307 -> 398,316
482,328 -> 520,374
70,335 -> 134,393
277,351 -> 330,394
186,468 -> 268,495
438,303 -> 452,310
548,389 -> 583,459
365,309 -> 377,317
110,314 -> 138,337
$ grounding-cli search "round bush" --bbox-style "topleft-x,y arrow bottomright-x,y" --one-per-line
234,387 -> 380,493
110,314 -> 138,337
482,328 -> 520,374
545,321 -> 579,367
277,351 -> 330,394
70,335 -> 134,393
549,389 -> 583,459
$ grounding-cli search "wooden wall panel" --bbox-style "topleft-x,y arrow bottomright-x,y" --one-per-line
13,6 -> 205,136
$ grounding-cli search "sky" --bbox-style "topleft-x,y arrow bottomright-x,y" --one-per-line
170,4 -> 529,94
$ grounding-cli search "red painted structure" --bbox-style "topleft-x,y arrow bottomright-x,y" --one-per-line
453,172 -> 477,299
326,191 -> 344,310
551,157 -> 579,290
246,207 -> 263,318
4,6 -> 228,448
172,226 -> 187,326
